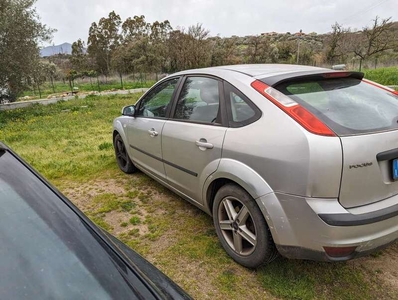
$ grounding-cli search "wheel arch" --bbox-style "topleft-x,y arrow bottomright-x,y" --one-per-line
113,119 -> 128,145
203,159 -> 273,216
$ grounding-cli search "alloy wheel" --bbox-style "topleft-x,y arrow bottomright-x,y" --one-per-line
115,137 -> 128,168
217,196 -> 257,256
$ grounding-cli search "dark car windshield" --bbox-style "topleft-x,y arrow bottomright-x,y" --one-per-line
0,150 -> 153,299
274,78 -> 398,136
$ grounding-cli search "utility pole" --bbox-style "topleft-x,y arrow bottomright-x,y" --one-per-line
297,29 -> 302,64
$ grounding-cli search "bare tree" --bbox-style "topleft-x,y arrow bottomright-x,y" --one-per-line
352,16 -> 394,71
325,22 -> 350,65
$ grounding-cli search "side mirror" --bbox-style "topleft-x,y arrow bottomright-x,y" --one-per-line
122,105 -> 135,117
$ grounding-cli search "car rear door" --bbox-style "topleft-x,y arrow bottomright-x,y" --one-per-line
126,77 -> 180,180
161,76 -> 227,204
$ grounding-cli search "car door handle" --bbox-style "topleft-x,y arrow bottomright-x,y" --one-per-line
148,128 -> 159,137
196,139 -> 214,150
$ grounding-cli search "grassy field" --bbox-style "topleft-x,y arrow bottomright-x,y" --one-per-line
19,67 -> 398,101
363,67 -> 398,86
21,79 -> 156,100
1,95 -> 397,300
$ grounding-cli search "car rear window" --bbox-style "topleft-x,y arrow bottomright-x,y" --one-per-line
274,78 -> 398,136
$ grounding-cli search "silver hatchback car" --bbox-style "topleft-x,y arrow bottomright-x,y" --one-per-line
113,64 -> 398,268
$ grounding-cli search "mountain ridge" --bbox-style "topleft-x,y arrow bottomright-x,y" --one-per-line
40,43 -> 73,57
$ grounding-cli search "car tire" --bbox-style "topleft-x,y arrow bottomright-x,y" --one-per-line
114,133 -> 136,174
213,184 -> 278,268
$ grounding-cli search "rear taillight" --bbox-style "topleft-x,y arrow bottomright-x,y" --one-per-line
251,80 -> 335,137
363,79 -> 398,95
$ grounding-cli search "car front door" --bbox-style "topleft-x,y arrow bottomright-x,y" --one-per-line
161,76 -> 227,204
126,77 -> 180,180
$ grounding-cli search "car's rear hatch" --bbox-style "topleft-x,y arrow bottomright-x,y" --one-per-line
271,73 -> 398,208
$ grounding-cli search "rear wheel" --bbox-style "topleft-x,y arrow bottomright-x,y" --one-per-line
114,133 -> 136,174
213,184 -> 278,268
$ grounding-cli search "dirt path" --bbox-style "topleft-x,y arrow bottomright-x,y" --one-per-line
60,175 -> 398,300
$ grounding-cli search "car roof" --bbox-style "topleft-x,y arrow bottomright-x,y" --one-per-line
171,64 -> 363,87
173,64 -> 331,78
211,64 -> 331,77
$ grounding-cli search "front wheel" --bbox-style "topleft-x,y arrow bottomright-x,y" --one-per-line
114,133 -> 136,174
213,184 -> 278,268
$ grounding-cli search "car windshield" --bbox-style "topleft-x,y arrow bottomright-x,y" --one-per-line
0,149 -> 149,299
274,78 -> 398,136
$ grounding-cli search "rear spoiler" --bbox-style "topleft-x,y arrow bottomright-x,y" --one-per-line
261,71 -> 364,87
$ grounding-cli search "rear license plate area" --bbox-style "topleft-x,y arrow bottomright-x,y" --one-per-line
393,159 -> 398,180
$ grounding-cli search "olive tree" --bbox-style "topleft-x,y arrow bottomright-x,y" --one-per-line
0,0 -> 54,101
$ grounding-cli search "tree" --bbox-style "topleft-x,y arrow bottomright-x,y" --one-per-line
352,16 -> 394,71
277,41 -> 295,63
210,36 -> 241,66
0,0 -> 54,101
71,39 -> 88,72
122,15 -> 150,41
325,23 -> 350,65
150,20 -> 173,75
65,69 -> 79,92
269,44 -> 279,63
31,61 -> 46,99
43,62 -> 59,93
111,45 -> 129,89
87,11 -> 122,77
246,36 -> 270,63
168,29 -> 191,72
121,17 -> 173,76
187,24 -> 211,69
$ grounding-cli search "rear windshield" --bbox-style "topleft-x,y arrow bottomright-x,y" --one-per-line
274,78 -> 398,136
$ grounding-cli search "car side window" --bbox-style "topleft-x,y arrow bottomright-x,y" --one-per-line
136,78 -> 179,118
173,77 -> 221,124
230,91 -> 256,122
225,83 -> 261,127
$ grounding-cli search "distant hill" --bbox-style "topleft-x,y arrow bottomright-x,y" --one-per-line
40,43 -> 73,57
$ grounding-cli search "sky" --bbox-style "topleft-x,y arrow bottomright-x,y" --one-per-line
35,0 -> 396,46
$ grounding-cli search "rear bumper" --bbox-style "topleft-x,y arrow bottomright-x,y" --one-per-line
256,193 -> 398,261
318,202 -> 398,226
276,238 -> 397,262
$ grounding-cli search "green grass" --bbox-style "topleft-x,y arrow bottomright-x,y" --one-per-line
20,80 -> 155,100
0,94 -> 141,183
129,216 -> 141,225
93,194 -> 121,213
258,259 -> 373,300
363,67 -> 398,86
0,94 -> 396,300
